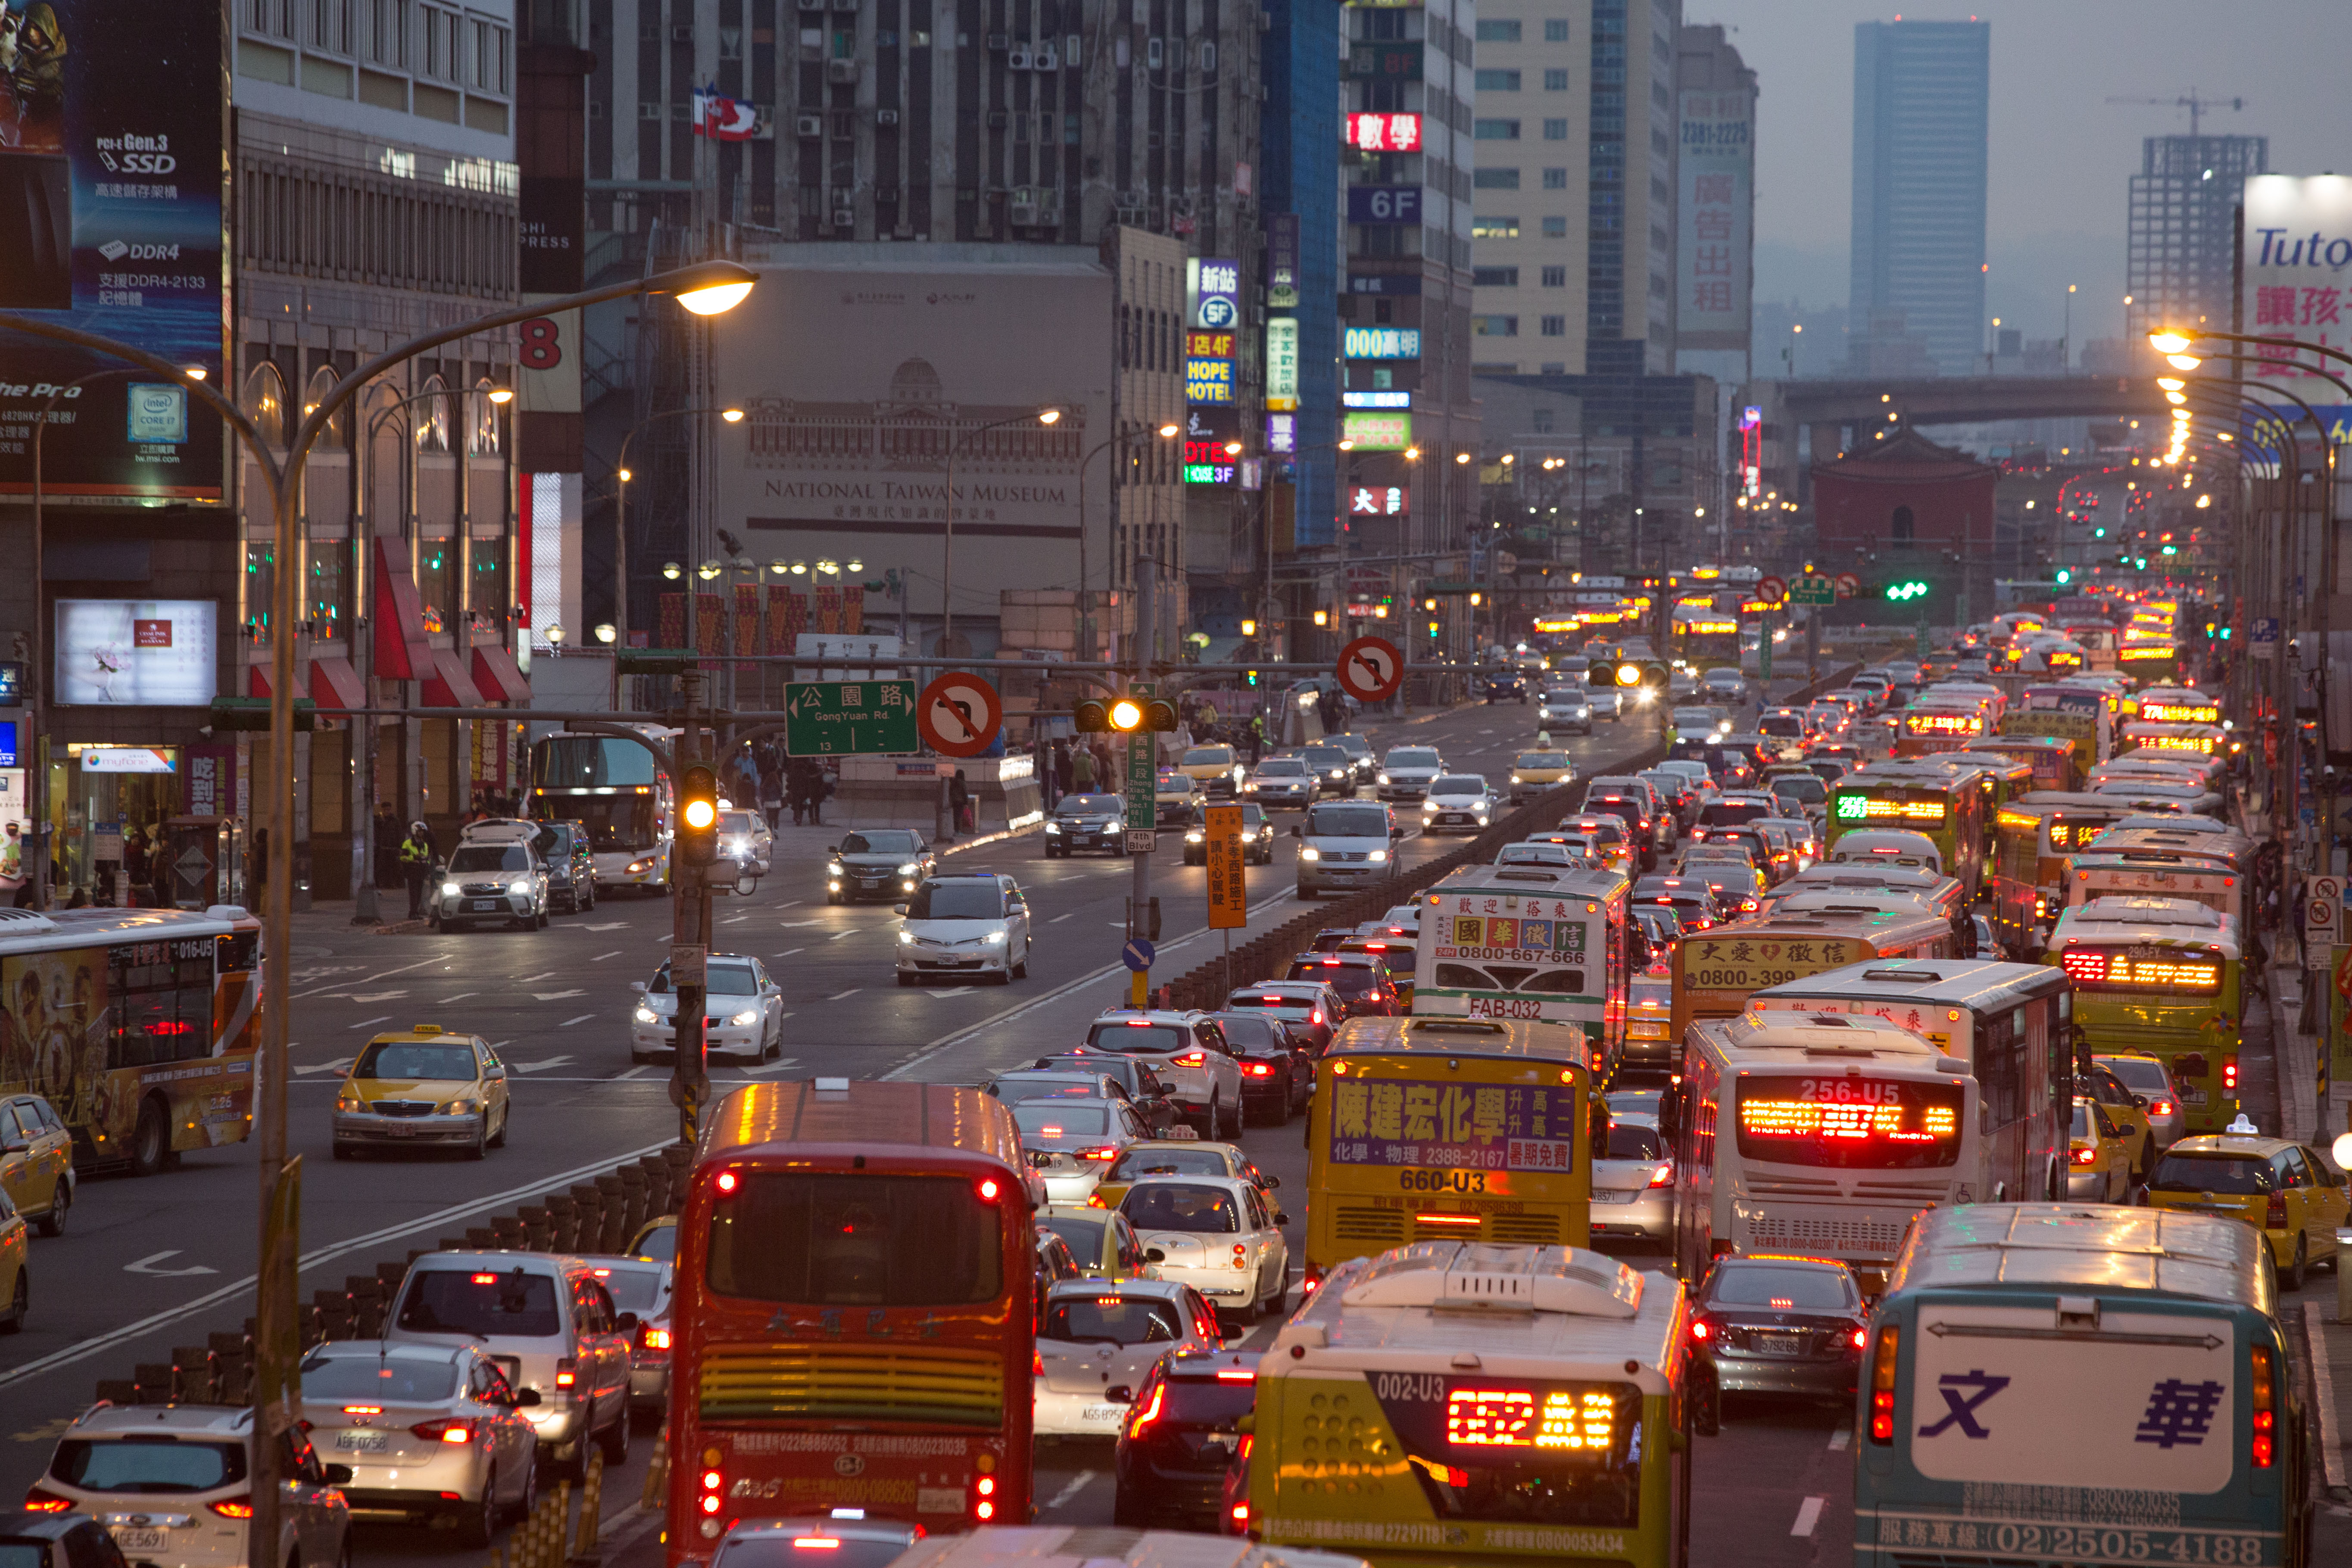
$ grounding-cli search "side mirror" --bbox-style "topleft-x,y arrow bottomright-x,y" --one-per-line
1275,1210 -> 1291,1226
324,1464 -> 355,1485
1145,1247 -> 1167,1263
485,1066 -> 506,1081
1266,1174 -> 1281,1189
894,904 -> 910,916
615,1311 -> 640,1332
513,1388 -> 542,1408
2134,1094 -> 2149,1109
629,980 -> 648,994
1104,1385 -> 1135,1404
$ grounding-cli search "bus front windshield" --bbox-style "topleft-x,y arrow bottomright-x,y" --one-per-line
564,792 -> 659,853
534,736 -> 660,788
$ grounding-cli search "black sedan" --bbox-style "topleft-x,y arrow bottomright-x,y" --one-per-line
825,827 -> 938,904
1212,1011 -> 1312,1125
1113,1348 -> 1259,1530
1044,793 -> 1129,857
1690,1255 -> 1870,1429
1479,669 -> 1527,702
1182,801 -> 1277,865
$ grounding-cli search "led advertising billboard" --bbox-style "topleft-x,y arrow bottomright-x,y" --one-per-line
0,0 -> 228,500
54,599 -> 218,705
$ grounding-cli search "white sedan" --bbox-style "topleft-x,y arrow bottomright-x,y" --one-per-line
1118,1175 -> 1291,1320
1420,774 -> 1499,833
1014,1096 -> 1151,1203
629,955 -> 789,1063
1032,1277 -> 1223,1436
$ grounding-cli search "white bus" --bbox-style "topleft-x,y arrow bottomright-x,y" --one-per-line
1415,865 -> 1631,1066
1744,958 -> 2072,1208
526,725 -> 682,894
1672,1013 -> 1976,1290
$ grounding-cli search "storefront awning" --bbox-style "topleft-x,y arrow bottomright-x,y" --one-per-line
373,537 -> 434,681
470,642 -> 532,704
247,662 -> 310,701
421,646 -> 484,708
308,654 -> 365,713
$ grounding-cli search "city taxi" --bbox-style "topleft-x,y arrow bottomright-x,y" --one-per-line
1508,749 -> 1577,804
333,1026 -> 512,1160
2065,1096 -> 2135,1203
1088,1140 -> 1277,1213
2146,1118 -> 2351,1287
0,1180 -> 25,1329
0,1093 -> 74,1236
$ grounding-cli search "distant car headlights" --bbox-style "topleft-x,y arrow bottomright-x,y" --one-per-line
1185,830 -> 1205,843
1045,820 -> 1064,832
1376,773 -> 1390,786
898,930 -> 916,945
634,1006 -> 659,1024
445,1098 -> 479,1116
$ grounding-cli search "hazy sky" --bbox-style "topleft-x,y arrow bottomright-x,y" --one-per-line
1700,0 -> 2352,346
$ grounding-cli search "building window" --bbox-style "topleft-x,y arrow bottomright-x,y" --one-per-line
1541,266 -> 1566,287
1471,215 -> 1519,239
1475,19 -> 1521,41
1540,315 -> 1565,336
1544,18 -> 1569,41
1891,505 -> 1915,545
1474,168 -> 1520,189
1542,215 -> 1567,237
362,0 -> 406,65
1475,69 -> 1521,91
1544,69 -> 1569,90
1542,118 -> 1568,140
1473,315 -> 1519,337
469,16 -> 510,93
1473,120 -> 1521,140
1542,168 -> 1567,189
1473,266 -> 1519,287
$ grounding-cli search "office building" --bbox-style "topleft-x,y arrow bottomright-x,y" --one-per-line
2127,134 -> 2268,343
1671,23 -> 1753,387
1463,0 -> 1681,380
1262,0 -> 1344,560
1847,18 -> 1987,377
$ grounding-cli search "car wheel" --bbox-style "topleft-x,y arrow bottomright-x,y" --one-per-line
0,1269 -> 25,1332
895,973 -> 914,987
2281,1235 -> 2308,1293
762,1027 -> 782,1063
331,1141 -> 354,1160
1259,1275 -> 1287,1320
505,1446 -> 539,1524
37,1180 -> 67,1237
489,1105 -> 509,1149
598,1399 -> 631,1465
1295,885 -> 1315,900
466,1117 -> 489,1160
1193,1098 -> 1219,1138
130,1096 -> 171,1177
1012,945 -> 1029,980
1112,1489 -> 1146,1529
1224,1093 -> 1245,1139
539,909 -> 551,930
459,1468 -> 498,1548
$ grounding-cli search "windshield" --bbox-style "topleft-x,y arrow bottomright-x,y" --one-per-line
706,1173 -> 1005,1306
449,845 -> 530,873
1257,759 -> 1309,776
1287,959 -> 1378,995
1086,1022 -> 1188,1053
599,1267 -> 668,1313
1706,1264 -> 1856,1309
840,831 -> 921,854
2102,1058 -> 2171,1094
1385,749 -> 1442,769
1121,1183 -> 1240,1233
1107,1148 -> 1229,1180
906,883 -> 1004,920
1182,748 -> 1233,766
650,964 -> 759,996
1303,747 -> 1348,768
1014,1103 -> 1111,1137
1431,776 -> 1486,795
299,1353 -> 460,1402
1212,1013 -> 1288,1048
353,1042 -> 475,1081
1518,753 -> 1571,769
1057,795 -> 1124,817
533,735 -> 659,788
1699,801 -> 1769,826
555,792 -> 658,854
2149,1154 -> 2271,1194
718,812 -> 760,836
1606,1124 -> 1664,1160
1306,804 -> 1390,837
1758,714 -> 1806,737
1039,1213 -> 1105,1259
1770,776 -> 1826,804
1043,1295 -> 1184,1346
50,1439 -> 248,1495
396,1269 -> 561,1337
1498,846 -> 1567,864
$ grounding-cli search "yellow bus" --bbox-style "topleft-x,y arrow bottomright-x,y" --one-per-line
1893,707 -> 1988,757
1303,1015 -> 1597,1285
1952,734 -> 2080,793
1668,906 -> 1959,1049
1670,608 -> 1741,671
1987,791 -> 2148,957
1826,764 -> 1986,897
2047,896 -> 2245,1137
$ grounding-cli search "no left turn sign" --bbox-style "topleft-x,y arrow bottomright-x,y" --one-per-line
915,672 -> 1003,758
1756,575 -> 1787,605
1336,636 -> 1404,702
2308,875 -> 2342,948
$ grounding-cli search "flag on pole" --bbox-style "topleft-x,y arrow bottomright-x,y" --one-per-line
691,82 -> 759,140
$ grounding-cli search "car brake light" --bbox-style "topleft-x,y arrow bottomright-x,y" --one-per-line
1690,1316 -> 1712,1340
22,1489 -> 73,1513
1173,1050 -> 1205,1067
210,1498 -> 257,1519
411,1418 -> 477,1444
1231,1503 -> 1251,1525
2152,1100 -> 2174,1116
342,1405 -> 384,1415
640,1325 -> 672,1351
791,1542 -> 844,1552
471,1272 -> 498,1284
554,1359 -> 577,1389
1127,1382 -> 1166,1439
1246,1064 -> 1272,1077
1081,1146 -> 1119,1161
1647,1163 -> 1673,1188
2071,1146 -> 2097,1166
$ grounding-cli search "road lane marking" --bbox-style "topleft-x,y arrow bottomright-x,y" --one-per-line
828,989 -> 861,1000
124,1250 -> 219,1277
520,972 -> 559,982
533,989 -> 588,1001
558,1014 -> 596,1027
1043,1472 -> 1096,1511
614,1066 -> 650,1080
293,1057 -> 355,1076
1050,912 -> 1077,923
925,989 -> 963,998
347,990 -> 408,1003
0,1138 -> 681,1395
740,1059 -> 800,1075
512,1055 -> 576,1071
1791,1497 -> 1825,1537
1828,1425 -> 1852,1450
774,948 -> 803,958
289,957 -> 443,1000
579,921 -> 632,931
592,950 -> 624,962
346,1015 -> 393,1030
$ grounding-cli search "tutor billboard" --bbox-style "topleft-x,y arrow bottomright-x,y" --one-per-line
0,0 -> 228,500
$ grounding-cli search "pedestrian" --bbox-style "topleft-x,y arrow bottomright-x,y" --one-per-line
805,760 -> 828,828
147,824 -> 171,909
1072,744 -> 1097,792
399,820 -> 433,920
1246,716 -> 1264,765
373,806 -> 400,888
759,763 -> 784,834
949,768 -> 973,835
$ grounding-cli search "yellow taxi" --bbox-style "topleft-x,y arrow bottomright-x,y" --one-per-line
1153,770 -> 1204,827
0,1182 -> 25,1331
1508,750 -> 1577,804
2146,1122 -> 2351,1287
1176,744 -> 1247,799
332,1024 -> 512,1161
2079,1059 -> 2156,1176
1557,814 -> 1637,874
2064,1096 -> 2135,1203
1086,1140 -> 1276,1213
0,1093 -> 75,1236
629,1214 -> 677,1263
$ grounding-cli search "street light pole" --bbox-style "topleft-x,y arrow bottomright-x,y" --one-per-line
1076,422 -> 1179,663
942,407 -> 1061,656
614,405 -> 746,655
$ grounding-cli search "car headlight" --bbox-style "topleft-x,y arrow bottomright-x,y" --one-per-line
634,1006 -> 658,1024
897,861 -> 919,874
1299,846 -> 1321,861
898,930 -> 916,945
445,1098 -> 479,1116
1510,774 -> 1522,784
510,879 -> 533,895
1367,849 -> 1389,863
730,1009 -> 761,1026
1376,773 -> 1390,785
1045,820 -> 1062,832
337,1088 -> 365,1111
1185,830 -> 1204,842
441,881 -> 461,897
984,930 -> 1008,945
1422,800 -> 1439,812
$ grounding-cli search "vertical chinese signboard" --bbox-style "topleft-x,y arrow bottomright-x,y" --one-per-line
1203,803 -> 1247,929
1676,86 -> 1754,351
2240,176 -> 2352,440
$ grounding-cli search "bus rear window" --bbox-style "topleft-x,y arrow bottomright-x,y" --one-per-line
706,1173 -> 1004,1306
1369,1378 -> 1643,1528
1733,1077 -> 1964,1169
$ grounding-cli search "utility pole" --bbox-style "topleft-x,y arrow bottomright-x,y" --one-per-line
671,670 -> 713,1141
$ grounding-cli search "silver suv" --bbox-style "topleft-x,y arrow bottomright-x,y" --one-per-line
384,1251 -> 635,1474
432,840 -> 551,932
31,1402 -> 351,1568
1076,1010 -> 1246,1137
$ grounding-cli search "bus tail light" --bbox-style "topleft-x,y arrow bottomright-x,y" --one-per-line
2222,1058 -> 2239,1094
977,1177 -> 1001,1202
1868,1325 -> 1900,1444
2251,1344 -> 2275,1468
639,1325 -> 672,1352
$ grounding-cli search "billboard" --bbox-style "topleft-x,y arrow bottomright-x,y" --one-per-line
1675,87 -> 1754,351
1347,186 -> 1423,226
712,255 -> 1114,608
1265,318 -> 1298,411
1344,326 -> 1421,360
54,599 -> 218,705
2240,175 -> 2352,434
0,0 -> 228,499
1343,411 -> 1412,451
1347,112 -> 1421,153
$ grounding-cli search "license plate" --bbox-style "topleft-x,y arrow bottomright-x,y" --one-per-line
1081,1404 -> 1124,1423
1594,1189 -> 1636,1204
112,1531 -> 169,1552
2178,1085 -> 2208,1104
470,899 -> 499,911
334,1431 -> 389,1452
1753,1334 -> 1804,1357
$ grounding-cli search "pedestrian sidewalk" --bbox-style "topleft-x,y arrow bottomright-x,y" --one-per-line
2301,1298 -> 2352,1502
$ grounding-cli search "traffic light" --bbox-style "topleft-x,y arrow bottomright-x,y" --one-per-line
1076,693 -> 1177,732
1884,579 -> 1930,602
677,765 -> 719,868
1244,669 -> 1260,687
2054,568 -> 2073,586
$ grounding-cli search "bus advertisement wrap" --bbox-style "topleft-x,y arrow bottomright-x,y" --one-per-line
1324,1076 -> 1579,1174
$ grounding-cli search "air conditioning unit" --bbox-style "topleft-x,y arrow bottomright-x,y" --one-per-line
1031,44 -> 1057,69
1008,46 -> 1031,69
827,59 -> 858,82
876,107 -> 900,125
1009,196 -> 1039,226
986,31 -> 1008,49
796,114 -> 824,137
832,208 -> 855,229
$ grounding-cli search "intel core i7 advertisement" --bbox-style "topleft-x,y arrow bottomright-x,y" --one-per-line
0,0 -> 227,499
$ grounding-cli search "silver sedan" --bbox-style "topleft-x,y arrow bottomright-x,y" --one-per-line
294,1341 -> 541,1545
1590,1113 -> 1673,1245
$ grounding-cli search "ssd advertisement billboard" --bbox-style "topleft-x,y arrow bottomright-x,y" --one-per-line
0,0 -> 228,500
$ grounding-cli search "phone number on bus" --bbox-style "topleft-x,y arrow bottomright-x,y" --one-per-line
1870,1517 -> 2274,1566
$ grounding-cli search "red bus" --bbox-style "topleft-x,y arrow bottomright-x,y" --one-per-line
664,1079 -> 1036,1565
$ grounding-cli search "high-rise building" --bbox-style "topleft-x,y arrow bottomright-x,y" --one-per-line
1464,0 -> 1682,378
1671,23 -> 1754,387
1847,19 -> 1987,377
1262,0 -> 1344,558
2127,134 -> 2268,343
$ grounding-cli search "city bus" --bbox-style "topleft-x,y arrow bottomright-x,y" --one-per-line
663,1078 -> 1036,1559
2062,824 -> 2259,931
0,906 -> 264,1176
1746,959 -> 2073,1205
1670,608 -> 1741,671
1894,708 -> 1989,757
1303,1014 -> 1598,1279
1949,735 -> 2079,794
1673,1012 -> 1978,1291
1250,1240 -> 1692,1567
2121,719 -> 2229,758
1987,792 -> 2149,956
1415,864 -> 1632,1066
527,726 -> 683,894
2137,691 -> 2223,727
2116,636 -> 2182,681
1856,1205 -> 2305,1568
2002,684 -> 2116,772
2048,896 -> 2245,1137
1669,906 -> 1959,1049
1825,766 -> 1986,897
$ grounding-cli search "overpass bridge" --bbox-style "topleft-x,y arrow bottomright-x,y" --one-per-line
1763,374 -> 2173,458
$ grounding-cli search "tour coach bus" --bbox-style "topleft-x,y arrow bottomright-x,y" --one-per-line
0,905 -> 263,1175
664,1079 -> 1036,1561
528,726 -> 683,894
1415,864 -> 1632,1066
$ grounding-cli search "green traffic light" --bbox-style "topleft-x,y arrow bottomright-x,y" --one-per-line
1884,580 -> 1929,602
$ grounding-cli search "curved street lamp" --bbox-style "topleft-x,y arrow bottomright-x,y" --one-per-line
940,405 -> 1063,655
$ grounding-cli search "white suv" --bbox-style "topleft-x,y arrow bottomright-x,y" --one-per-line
433,839 -> 551,932
1077,1010 -> 1247,1137
1375,746 -> 1445,801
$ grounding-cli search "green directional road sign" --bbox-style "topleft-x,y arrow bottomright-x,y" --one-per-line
783,679 -> 919,755
1790,577 -> 1837,606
